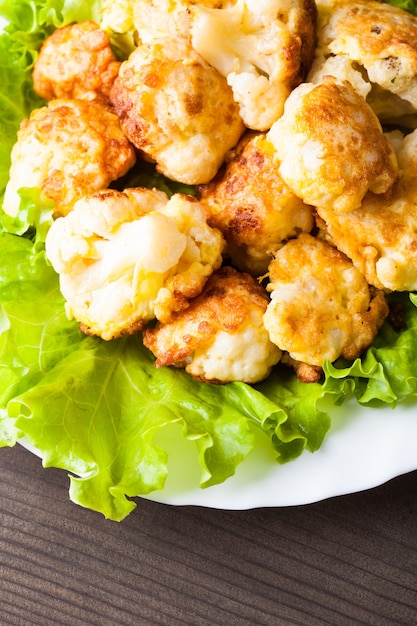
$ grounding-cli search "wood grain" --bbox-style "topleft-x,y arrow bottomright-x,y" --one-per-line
1,444 -> 417,625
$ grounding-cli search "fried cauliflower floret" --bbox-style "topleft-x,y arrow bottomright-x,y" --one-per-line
199,132 -> 314,275
263,234 -> 389,367
190,0 -> 317,130
316,128 -> 417,292
267,77 -> 398,213
143,266 -> 282,383
313,0 -> 417,120
3,99 -> 136,218
109,36 -> 244,185
32,21 -> 121,103
45,188 -> 225,340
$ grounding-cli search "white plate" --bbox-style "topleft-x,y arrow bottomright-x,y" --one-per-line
6,4 -> 417,512
143,397 -> 417,508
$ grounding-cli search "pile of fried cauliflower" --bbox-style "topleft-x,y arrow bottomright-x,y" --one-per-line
4,0 -> 417,384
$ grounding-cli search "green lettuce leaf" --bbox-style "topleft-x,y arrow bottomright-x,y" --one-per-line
0,19 -> 43,203
58,0 -> 103,23
255,369 -> 332,463
1,186 -> 54,239
0,0 -> 63,66
385,0 -> 417,16
0,230 -> 84,443
8,338 -> 256,521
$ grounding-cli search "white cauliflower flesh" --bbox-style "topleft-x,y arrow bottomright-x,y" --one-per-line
132,0 -> 190,43
45,188 -> 225,340
263,234 -> 389,367
267,76 -> 399,213
143,266 -> 282,384
3,99 -> 136,218
190,0 -> 317,130
316,128 -> 417,292
313,0 -> 417,122
100,0 -> 135,34
109,36 -> 244,184
100,0 -> 222,42
307,54 -> 372,100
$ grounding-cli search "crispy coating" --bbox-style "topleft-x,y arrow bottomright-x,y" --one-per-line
109,37 -> 244,185
284,356 -> 323,383
143,266 -> 282,383
45,188 -> 225,340
314,0 -> 417,115
190,0 -> 317,130
263,234 -> 389,366
33,21 -> 121,103
316,128 -> 417,292
267,76 -> 398,213
3,99 -> 136,218
199,132 -> 314,275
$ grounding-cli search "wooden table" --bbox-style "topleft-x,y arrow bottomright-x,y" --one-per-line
1,443 -> 416,625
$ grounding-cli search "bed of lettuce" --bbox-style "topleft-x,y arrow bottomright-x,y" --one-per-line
1,0 -> 417,521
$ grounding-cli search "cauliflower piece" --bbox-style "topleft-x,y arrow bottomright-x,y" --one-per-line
151,192 -> 226,322
267,76 -> 398,213
313,0 -> 417,120
3,99 -> 136,218
132,0 -> 191,44
109,36 -> 244,184
307,54 -> 371,100
199,132 -> 314,275
263,234 -> 389,367
190,0 -> 317,130
316,128 -> 417,292
366,86 -> 417,130
100,0 -> 222,42
100,0 -> 135,34
32,21 -> 121,103
143,266 -> 282,383
45,188 -> 225,340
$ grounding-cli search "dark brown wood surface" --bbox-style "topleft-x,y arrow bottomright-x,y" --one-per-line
1,443 -> 417,625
